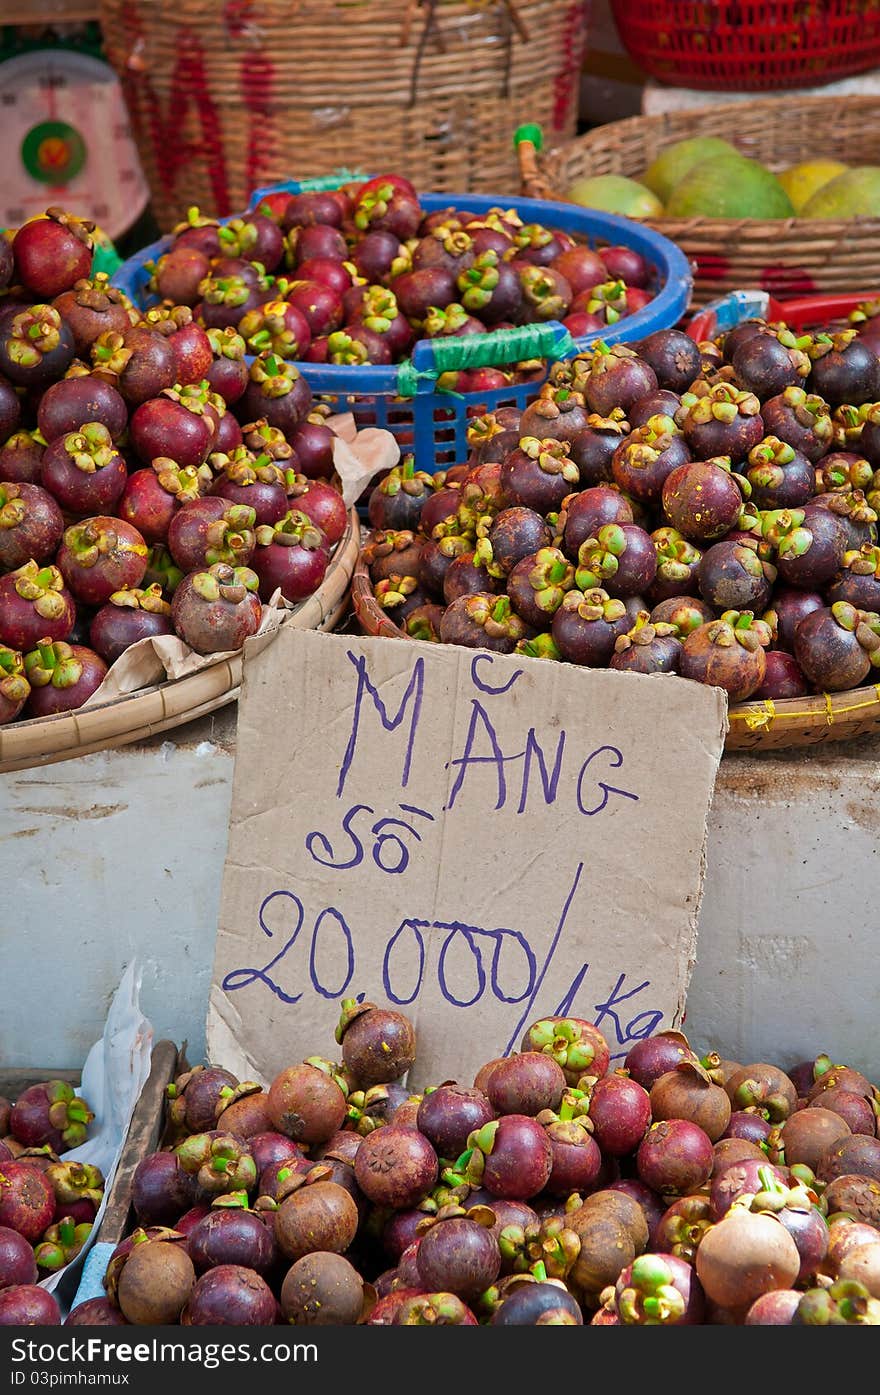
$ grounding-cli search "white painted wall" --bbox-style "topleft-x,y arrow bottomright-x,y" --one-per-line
2,709 -> 878,1077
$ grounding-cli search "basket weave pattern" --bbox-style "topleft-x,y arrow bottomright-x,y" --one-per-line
98,0 -> 587,231
536,95 -> 880,305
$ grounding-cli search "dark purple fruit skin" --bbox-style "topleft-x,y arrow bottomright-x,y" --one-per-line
809,338 -> 880,407
0,430 -> 43,484
417,538 -> 461,597
625,1033 -> 697,1092
486,1053 -> 565,1117
65,1297 -> 128,1326
764,587 -> 824,652
636,1119 -> 715,1196
37,377 -> 127,443
650,596 -> 715,633
612,430 -> 691,508
561,486 -> 634,558
171,571 -> 262,655
596,524 -> 658,598
826,561 -> 880,611
491,1282 -> 583,1325
760,393 -> 830,463
697,540 -> 772,612
637,331 -> 702,394
814,1088 -> 877,1135
565,423 -> 625,485
89,596 -> 174,665
416,1086 -> 493,1160
0,1224 -> 38,1289
442,552 -> 498,604
131,1151 -> 196,1226
627,390 -> 682,430
611,631 -> 682,675
182,1265 -> 276,1326
776,506 -> 848,589
747,445 -> 814,510
487,507 -> 552,574
795,606 -> 874,689
683,408 -> 765,465
721,1111 -> 773,1146
0,1285 -> 61,1325
545,1122 -> 603,1195
0,376 -> 21,442
0,482 -> 64,570
585,354 -> 658,417
607,1178 -> 667,1248
588,1074 -> 652,1156
480,1115 -> 553,1200
415,1217 -> 501,1301
187,1209 -> 275,1276
500,447 -> 577,516
552,595 -> 630,666
752,650 -> 809,700
732,334 -> 807,400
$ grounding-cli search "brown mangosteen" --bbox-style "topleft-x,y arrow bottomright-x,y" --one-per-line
650,595 -> 714,634
697,539 -> 774,613
661,457 -> 746,542
681,384 -> 764,463
680,611 -> 768,699
794,601 -> 880,690
335,999 -> 416,1088
484,507 -> 552,575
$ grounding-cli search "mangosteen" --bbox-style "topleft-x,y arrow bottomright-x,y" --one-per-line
582,344 -> 658,416
0,429 -> 43,484
442,552 -> 497,605
457,251 -> 522,325
466,1116 -> 552,1199
827,544 -> 880,610
575,523 -> 657,598
611,414 -> 691,506
267,1062 -> 347,1145
759,386 -> 834,463
491,1280 -> 583,1326
681,384 -> 764,463
560,484 -> 634,557
37,373 -> 128,443
610,613 -> 682,675
650,595 -> 714,635
763,504 -> 848,589
762,586 -> 824,652
364,529 -> 423,584
22,641 -> 107,717
500,437 -> 580,515
439,593 -> 529,653
280,1252 -> 366,1325
506,547 -> 575,629
91,325 -> 177,406
171,563 -> 262,655
238,354 -> 312,435
368,456 -> 434,532
637,329 -> 702,394
551,587 -> 630,665
794,602 -> 880,691
205,328 -> 249,405
628,390 -> 682,431
0,481 -> 63,571
565,409 -> 630,485
732,327 -> 811,400
519,391 -> 589,445
697,539 -> 774,612
680,611 -> 769,700
745,436 -> 814,509
661,457 -> 746,542
0,304 -> 75,388
335,999 -> 416,1088
814,451 -> 874,496
808,330 -> 880,406
752,650 -> 809,699
0,561 -> 75,651
253,510 -> 328,604
480,507 -> 551,577
647,527 -> 702,604
810,488 -> 878,551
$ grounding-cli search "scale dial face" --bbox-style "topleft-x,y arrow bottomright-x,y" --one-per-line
0,47 -> 150,239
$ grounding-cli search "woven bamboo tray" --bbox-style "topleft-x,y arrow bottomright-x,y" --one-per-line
521,95 -> 880,306
0,510 -> 359,774
352,541 -> 880,752
98,0 -> 586,231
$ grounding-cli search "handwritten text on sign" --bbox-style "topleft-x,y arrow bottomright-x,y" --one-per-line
208,631 -> 726,1087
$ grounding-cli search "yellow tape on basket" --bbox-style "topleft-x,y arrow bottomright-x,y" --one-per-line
729,684 -> 880,728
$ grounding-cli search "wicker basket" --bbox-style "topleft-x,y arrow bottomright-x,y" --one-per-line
98,0 -> 587,232
524,95 -> 880,305
353,539 -> 880,752
0,509 -> 359,774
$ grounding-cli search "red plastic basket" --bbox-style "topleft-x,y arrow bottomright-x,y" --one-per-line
610,0 -> 880,91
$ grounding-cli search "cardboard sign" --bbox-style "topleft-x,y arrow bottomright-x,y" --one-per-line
207,629 -> 727,1088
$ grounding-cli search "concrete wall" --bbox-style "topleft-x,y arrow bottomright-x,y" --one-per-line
2,706 -> 878,1077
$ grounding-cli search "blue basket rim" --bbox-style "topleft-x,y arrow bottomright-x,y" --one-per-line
111,181 -> 692,396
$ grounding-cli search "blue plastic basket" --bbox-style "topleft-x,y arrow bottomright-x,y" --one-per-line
112,176 -> 692,474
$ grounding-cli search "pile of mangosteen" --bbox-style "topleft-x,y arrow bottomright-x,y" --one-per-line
0,207 -> 348,726
24,1000 -> 880,1328
0,1078 -> 102,1323
361,307 -> 880,705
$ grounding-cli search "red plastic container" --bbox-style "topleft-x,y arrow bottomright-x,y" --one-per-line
687,290 -> 877,342
610,1 -> 880,91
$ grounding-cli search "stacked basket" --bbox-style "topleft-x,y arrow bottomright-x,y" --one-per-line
98,0 -> 588,230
